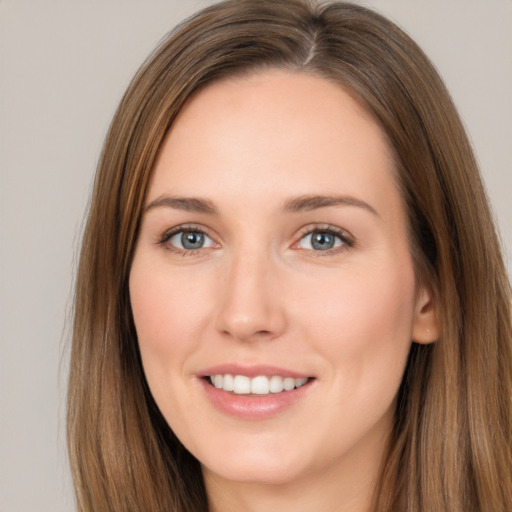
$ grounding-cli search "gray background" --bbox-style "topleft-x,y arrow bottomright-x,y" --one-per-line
1,1 -> 511,510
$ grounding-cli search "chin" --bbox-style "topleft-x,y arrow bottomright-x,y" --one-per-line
197,439 -> 310,486
202,458 -> 305,486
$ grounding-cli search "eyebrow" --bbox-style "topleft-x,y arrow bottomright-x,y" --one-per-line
145,195 -> 217,215
144,193 -> 378,217
283,194 -> 379,216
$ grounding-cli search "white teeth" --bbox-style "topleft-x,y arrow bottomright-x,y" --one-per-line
223,374 -> 234,391
283,377 -> 295,391
269,375 -> 284,393
209,374 -> 310,395
251,376 -> 270,395
233,375 -> 251,394
295,377 -> 308,388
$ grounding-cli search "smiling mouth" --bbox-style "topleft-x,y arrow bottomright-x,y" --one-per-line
207,374 -> 312,395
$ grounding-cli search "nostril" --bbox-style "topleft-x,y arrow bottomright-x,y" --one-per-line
255,330 -> 272,336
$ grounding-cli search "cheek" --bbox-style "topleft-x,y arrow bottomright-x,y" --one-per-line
128,258 -> 212,389
130,278 -> 176,356
305,260 -> 414,330
298,261 -> 416,390
128,261 -> 217,435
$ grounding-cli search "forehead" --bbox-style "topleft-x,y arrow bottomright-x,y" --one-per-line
148,69 -> 398,213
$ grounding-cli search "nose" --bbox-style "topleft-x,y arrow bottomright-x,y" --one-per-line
214,249 -> 287,342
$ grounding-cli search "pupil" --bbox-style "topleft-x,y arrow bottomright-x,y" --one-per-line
312,232 -> 334,250
181,231 -> 204,250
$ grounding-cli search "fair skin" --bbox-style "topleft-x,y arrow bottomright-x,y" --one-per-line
129,70 -> 438,512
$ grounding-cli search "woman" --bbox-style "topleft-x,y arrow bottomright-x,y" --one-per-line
67,1 -> 512,511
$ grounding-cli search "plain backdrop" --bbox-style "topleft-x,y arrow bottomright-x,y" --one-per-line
1,1 -> 511,510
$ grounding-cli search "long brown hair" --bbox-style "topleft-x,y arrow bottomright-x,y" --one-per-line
68,1 -> 512,510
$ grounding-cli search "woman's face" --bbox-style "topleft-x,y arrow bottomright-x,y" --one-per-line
130,70 -> 437,490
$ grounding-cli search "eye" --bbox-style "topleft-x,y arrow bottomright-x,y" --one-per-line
296,228 -> 351,252
163,228 -> 216,252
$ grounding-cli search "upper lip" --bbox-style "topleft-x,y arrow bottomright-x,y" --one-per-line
199,364 -> 312,379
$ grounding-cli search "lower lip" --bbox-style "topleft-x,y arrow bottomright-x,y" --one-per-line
199,378 -> 313,420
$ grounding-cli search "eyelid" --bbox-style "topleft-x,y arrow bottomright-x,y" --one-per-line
157,223 -> 220,255
292,224 -> 355,254
155,222 -> 354,256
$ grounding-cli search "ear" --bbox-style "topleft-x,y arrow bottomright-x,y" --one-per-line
412,285 -> 439,344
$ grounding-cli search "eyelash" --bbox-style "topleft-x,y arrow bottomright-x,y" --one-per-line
157,224 -> 214,257
157,224 -> 355,257
294,225 -> 355,256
